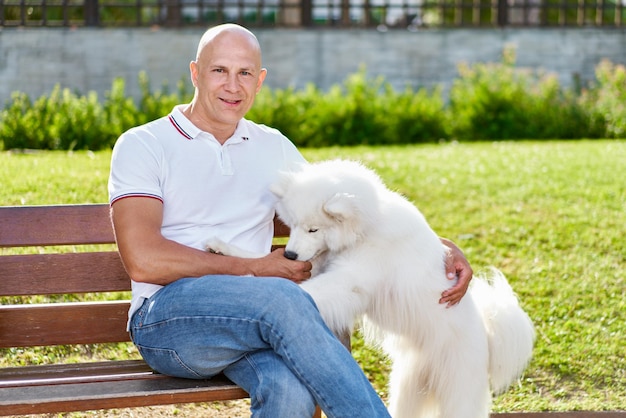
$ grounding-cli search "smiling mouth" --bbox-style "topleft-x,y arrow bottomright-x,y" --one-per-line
221,98 -> 242,105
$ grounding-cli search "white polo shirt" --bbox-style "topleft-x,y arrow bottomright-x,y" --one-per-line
108,106 -> 306,322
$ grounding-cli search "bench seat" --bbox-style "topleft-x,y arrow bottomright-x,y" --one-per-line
0,360 -> 247,415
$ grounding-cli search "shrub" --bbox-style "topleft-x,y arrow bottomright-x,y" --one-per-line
251,69 -> 391,147
0,91 -> 38,150
102,78 -> 140,147
1,57 -> 625,150
379,84 -> 447,144
0,85 -> 108,150
0,73 -> 193,150
580,60 -> 626,138
447,46 -> 595,140
137,71 -> 193,124
248,85 -> 316,144
250,69 -> 447,147
50,88 -> 109,150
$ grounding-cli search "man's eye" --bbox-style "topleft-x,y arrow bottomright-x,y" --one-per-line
308,228 -> 318,233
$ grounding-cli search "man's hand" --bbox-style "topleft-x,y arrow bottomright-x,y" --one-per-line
251,248 -> 313,284
439,238 -> 473,307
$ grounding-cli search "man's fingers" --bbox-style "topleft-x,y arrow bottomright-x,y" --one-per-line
439,287 -> 463,307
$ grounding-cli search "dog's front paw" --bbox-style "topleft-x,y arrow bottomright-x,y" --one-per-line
204,238 -> 266,259
204,237 -> 229,255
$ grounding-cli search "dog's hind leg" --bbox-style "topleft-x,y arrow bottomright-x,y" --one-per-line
387,350 -> 437,418
434,347 -> 491,418
437,377 -> 490,418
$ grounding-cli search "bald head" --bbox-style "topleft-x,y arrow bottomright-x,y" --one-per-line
196,24 -> 262,64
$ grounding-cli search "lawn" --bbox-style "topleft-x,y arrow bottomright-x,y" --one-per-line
1,140 -> 625,412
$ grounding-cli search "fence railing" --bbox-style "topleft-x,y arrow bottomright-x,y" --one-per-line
0,0 -> 624,28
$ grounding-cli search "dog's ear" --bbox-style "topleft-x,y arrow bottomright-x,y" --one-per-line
323,192 -> 357,221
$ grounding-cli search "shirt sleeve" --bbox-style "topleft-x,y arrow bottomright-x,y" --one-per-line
108,128 -> 164,205
281,133 -> 308,169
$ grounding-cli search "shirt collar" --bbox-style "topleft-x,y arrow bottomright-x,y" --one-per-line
228,121 -> 252,145
169,106 -> 200,140
169,106 -> 252,144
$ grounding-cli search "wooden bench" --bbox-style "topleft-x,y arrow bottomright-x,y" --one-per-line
2,204 -> 624,418
0,203 -> 325,417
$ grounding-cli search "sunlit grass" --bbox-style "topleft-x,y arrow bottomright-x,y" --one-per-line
1,140 -> 624,411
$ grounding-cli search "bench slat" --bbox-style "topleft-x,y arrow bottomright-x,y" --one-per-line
0,252 -> 130,296
0,360 -> 152,387
0,204 -> 290,248
0,204 -> 114,247
0,301 -> 130,347
0,372 -> 247,416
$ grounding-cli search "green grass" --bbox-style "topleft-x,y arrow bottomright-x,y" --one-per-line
0,150 -> 110,205
1,140 -> 625,412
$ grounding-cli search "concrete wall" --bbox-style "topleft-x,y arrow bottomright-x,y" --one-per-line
1,27 -> 625,104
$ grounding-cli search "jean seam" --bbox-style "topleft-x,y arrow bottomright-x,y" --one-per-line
136,343 -> 204,378
243,353 -> 265,410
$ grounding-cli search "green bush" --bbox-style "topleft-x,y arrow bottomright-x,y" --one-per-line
0,72 -> 191,151
307,71 -> 387,146
50,88 -> 109,150
102,78 -> 140,145
447,47 -> 595,140
580,60 -> 626,138
0,86 -> 107,150
250,69 -> 447,147
137,71 -> 193,124
248,84 -> 315,144
379,84 -> 446,144
0,91 -> 39,150
1,55 -> 625,150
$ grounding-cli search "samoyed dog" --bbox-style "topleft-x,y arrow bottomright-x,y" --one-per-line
206,159 -> 535,418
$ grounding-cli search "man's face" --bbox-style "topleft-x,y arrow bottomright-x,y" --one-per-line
190,30 -> 267,132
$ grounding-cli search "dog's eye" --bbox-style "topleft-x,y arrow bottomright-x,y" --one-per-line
308,228 -> 318,233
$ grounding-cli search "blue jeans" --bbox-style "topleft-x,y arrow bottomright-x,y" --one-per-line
129,275 -> 390,418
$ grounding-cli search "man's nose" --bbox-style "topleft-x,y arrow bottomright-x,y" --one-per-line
224,74 -> 239,91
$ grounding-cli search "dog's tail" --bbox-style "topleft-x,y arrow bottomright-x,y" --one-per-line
472,268 -> 535,395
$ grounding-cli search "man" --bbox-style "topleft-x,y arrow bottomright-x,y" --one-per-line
109,23 -> 472,417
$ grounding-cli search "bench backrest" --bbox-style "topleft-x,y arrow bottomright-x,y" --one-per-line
0,204 -> 290,349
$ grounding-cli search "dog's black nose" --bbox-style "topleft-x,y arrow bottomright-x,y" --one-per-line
284,250 -> 298,260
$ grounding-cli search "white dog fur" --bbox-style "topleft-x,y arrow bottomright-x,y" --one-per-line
205,159 -> 535,418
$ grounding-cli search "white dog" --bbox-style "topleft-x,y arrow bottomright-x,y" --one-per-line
206,159 -> 535,418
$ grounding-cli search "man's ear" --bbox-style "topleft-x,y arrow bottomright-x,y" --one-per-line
256,68 -> 267,93
190,61 -> 198,88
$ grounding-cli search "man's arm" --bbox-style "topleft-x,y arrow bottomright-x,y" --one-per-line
439,237 -> 473,307
110,197 -> 312,285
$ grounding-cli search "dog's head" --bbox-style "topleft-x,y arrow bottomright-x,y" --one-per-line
271,160 -> 383,261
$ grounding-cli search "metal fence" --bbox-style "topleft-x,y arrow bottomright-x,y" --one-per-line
1,0 -> 624,28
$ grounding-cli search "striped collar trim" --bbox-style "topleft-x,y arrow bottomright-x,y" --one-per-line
168,114 -> 194,140
168,107 -> 253,143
